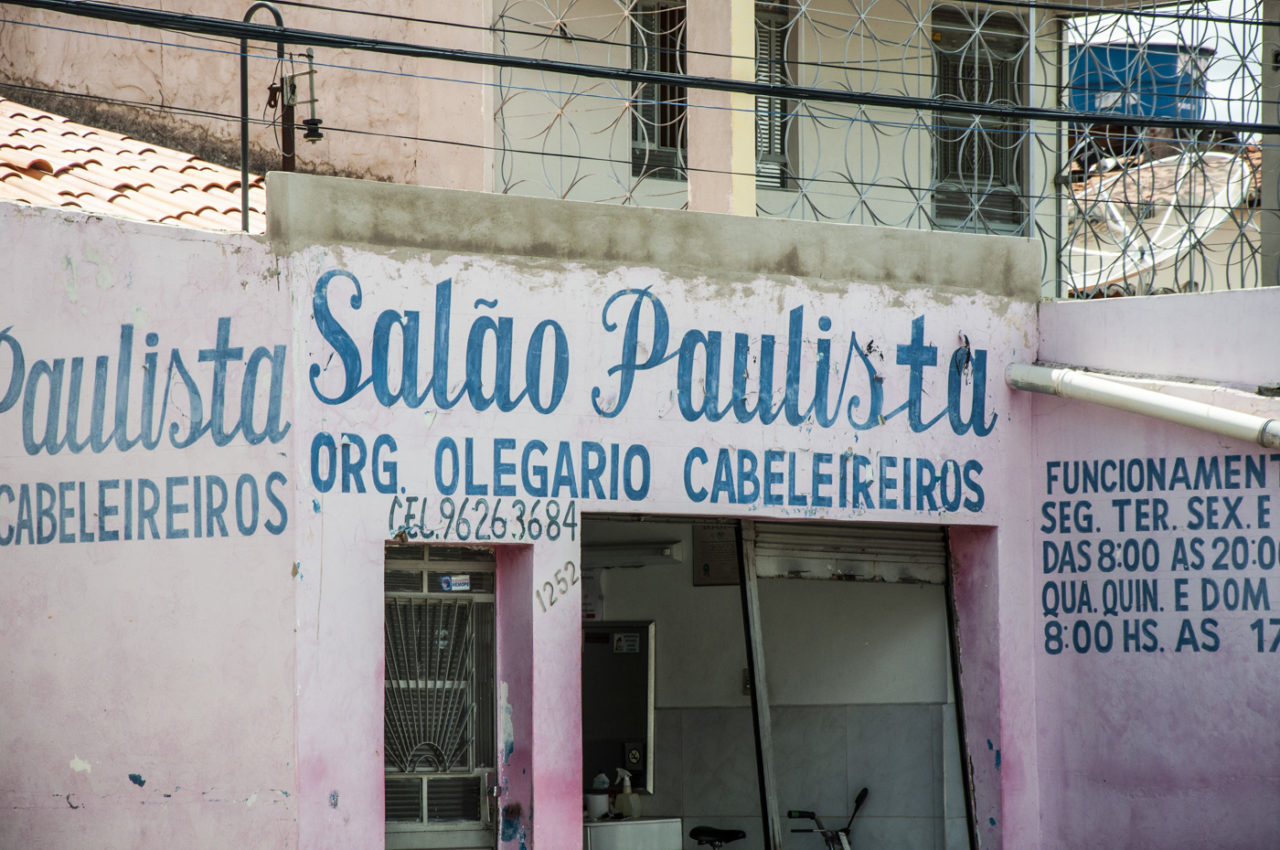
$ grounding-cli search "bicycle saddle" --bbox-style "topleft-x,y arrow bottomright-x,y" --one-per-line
689,825 -> 747,847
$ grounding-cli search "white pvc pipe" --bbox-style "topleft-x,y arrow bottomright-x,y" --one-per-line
1006,363 -> 1280,450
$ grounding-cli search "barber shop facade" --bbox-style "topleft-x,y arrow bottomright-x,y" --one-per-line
3,174 -> 1279,850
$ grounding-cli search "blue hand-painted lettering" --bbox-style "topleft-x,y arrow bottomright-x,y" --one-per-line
0,322 -> 289,457
590,290 -> 997,436
310,272 -> 570,414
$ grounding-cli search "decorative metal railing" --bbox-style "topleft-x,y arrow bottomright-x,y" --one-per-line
493,0 -> 1274,296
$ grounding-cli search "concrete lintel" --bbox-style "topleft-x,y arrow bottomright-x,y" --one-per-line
266,172 -> 1042,300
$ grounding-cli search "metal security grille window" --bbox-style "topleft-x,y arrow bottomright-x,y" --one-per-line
932,5 -> 1029,234
384,545 -> 496,847
631,1 -> 687,180
755,3 -> 792,189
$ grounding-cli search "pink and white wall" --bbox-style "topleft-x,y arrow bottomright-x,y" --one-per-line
1031,292 -> 1280,847
0,203 -> 296,847
2,171 -> 1277,849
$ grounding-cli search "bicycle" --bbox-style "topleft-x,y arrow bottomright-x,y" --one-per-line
689,786 -> 868,850
787,786 -> 869,850
689,825 -> 746,849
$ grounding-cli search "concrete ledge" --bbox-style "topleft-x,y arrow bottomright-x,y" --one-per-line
267,172 -> 1041,300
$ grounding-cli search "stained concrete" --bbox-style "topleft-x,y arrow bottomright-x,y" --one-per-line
266,172 -> 1042,301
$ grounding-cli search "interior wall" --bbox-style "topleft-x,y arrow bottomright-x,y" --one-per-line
587,518 -> 967,850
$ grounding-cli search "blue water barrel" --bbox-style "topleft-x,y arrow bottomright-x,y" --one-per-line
1069,43 -> 1213,120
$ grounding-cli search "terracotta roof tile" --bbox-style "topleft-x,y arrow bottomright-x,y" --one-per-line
0,96 -> 264,232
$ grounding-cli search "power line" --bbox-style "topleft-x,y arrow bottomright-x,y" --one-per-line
5,0 -> 1279,136
277,0 -> 1280,42
0,8 -> 1260,125
6,78 -> 1274,217
11,0 -> 1270,106
9,11 -> 1261,142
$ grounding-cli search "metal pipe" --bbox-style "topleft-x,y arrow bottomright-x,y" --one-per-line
1006,364 -> 1280,449
281,92 -> 296,173
240,1 -> 284,232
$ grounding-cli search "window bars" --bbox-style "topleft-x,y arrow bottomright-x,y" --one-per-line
631,1 -> 688,180
384,551 -> 496,826
756,3 -> 792,189
931,5 -> 1029,234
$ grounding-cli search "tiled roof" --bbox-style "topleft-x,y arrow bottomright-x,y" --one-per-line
0,97 -> 264,233
1071,143 -> 1261,209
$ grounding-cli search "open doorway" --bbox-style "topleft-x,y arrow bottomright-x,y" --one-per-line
579,516 -> 972,850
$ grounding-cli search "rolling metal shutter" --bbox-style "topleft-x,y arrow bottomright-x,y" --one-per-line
750,520 -> 947,583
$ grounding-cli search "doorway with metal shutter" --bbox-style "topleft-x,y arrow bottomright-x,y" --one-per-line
580,516 -> 973,850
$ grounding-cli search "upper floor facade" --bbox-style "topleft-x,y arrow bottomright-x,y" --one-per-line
1,0 -> 1276,295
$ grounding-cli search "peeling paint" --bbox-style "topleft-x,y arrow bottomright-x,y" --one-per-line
246,793 -> 257,807
69,756 -> 91,774
128,774 -> 146,788
329,790 -> 339,808
500,681 -> 515,765
500,801 -> 523,843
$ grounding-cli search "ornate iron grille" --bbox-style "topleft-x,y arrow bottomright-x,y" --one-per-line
631,1 -> 688,180
493,0 -> 1273,295
384,551 -> 495,828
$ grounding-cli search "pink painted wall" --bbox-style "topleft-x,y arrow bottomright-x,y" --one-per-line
529,538 -> 586,848
948,387 -> 1040,850
3,175 -> 1063,849
0,204 -> 297,847
277,193 -> 1039,847
1032,290 -> 1280,846
497,546 -> 536,847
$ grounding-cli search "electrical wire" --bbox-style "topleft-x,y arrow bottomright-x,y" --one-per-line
3,11 -> 1276,195
4,78 -> 1274,216
274,0 -> 1280,42
8,10 -> 1245,141
0,9 -> 1252,127
0,79 -> 280,132
17,0 -> 1269,108
2,7 -> 1273,160
4,0 -> 1278,136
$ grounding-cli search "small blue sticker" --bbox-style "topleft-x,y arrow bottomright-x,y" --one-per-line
128,774 -> 146,787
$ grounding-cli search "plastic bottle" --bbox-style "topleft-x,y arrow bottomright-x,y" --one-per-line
586,771 -> 610,819
615,768 -> 640,818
